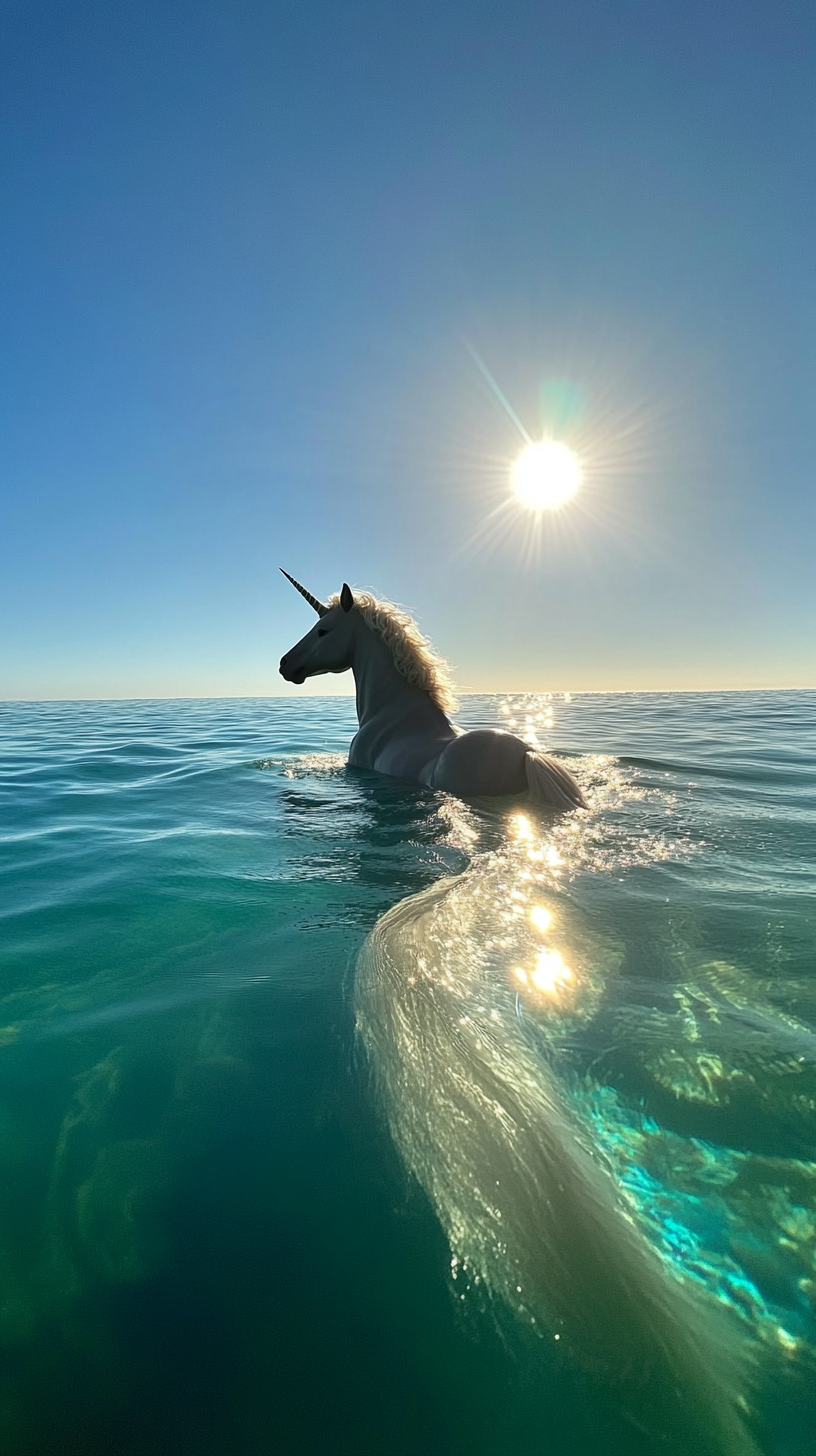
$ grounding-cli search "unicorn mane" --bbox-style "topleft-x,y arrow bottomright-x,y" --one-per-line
328,590 -> 459,715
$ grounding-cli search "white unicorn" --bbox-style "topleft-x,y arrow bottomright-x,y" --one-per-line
278,571 -> 585,810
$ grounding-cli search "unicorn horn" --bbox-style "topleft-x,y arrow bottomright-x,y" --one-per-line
279,568 -> 329,617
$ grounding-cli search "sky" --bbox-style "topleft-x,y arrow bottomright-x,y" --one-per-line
1,0 -> 814,699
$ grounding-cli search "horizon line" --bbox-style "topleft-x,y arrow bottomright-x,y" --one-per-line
2,684 -> 814,705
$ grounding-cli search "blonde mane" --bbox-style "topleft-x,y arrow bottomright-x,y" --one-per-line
328,590 -> 459,715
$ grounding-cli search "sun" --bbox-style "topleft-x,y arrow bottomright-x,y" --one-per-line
512,439 -> 582,511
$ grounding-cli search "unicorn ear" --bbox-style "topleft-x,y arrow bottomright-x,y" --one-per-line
340,583 -> 354,613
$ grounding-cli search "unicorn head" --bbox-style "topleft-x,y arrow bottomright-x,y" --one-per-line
278,569 -> 458,711
278,570 -> 356,684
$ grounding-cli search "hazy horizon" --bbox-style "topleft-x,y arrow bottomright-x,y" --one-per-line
4,681 -> 814,706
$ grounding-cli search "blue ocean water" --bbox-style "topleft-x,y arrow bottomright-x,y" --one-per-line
1,691 -> 814,1456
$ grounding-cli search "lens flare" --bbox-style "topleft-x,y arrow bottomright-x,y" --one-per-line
512,439 -> 582,511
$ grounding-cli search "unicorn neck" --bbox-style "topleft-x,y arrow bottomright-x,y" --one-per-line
351,624 -> 451,734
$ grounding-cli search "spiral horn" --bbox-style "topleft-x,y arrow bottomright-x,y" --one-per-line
279,568 -> 329,617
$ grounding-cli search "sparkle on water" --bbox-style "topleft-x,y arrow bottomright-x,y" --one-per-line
512,438 -> 582,510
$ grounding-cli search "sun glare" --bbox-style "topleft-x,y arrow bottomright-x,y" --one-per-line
512,439 -> 582,511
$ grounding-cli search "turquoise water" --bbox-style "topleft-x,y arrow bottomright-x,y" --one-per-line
1,692 -> 814,1455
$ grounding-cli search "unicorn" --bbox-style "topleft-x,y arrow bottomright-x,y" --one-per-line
278,571 -> 585,810
279,569 -> 765,1456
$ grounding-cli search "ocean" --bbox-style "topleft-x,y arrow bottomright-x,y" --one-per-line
1,691 -> 814,1456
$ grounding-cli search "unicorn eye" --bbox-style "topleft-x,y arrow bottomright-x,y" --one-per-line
317,627 -> 328,637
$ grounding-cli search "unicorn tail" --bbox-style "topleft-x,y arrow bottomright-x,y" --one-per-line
524,750 -> 586,811
356,884 -> 764,1456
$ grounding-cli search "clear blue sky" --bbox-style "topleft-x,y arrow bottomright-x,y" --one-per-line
1,0 -> 813,698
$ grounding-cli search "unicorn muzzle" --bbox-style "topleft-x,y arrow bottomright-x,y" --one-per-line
279,651 -> 307,685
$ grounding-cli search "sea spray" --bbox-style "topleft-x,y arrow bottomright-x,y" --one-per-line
355,816 -> 764,1456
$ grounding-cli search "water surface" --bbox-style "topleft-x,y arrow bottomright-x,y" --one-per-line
1,693 -> 814,1455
